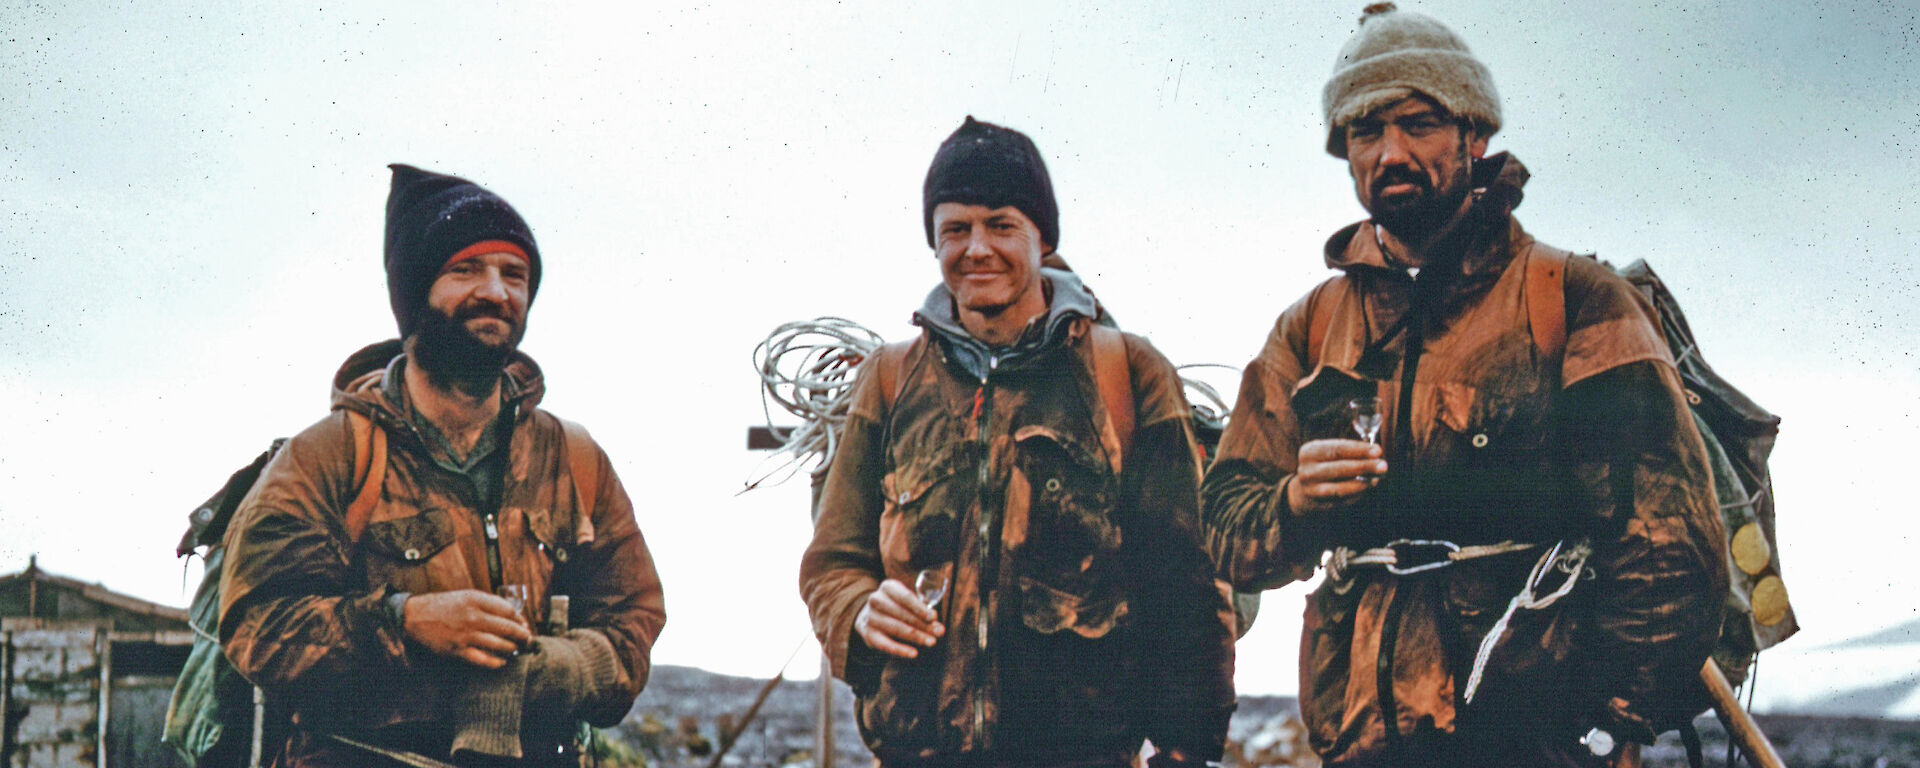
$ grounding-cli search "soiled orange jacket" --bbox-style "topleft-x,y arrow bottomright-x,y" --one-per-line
1203,155 -> 1728,765
219,341 -> 665,766
802,272 -> 1236,767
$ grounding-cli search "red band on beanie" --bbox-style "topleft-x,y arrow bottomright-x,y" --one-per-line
445,240 -> 529,269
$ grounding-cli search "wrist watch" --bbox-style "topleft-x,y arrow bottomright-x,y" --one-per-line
1580,727 -> 1616,757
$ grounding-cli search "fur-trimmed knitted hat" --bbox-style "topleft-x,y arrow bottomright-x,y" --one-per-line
383,164 -> 541,339
922,116 -> 1059,250
1322,3 -> 1501,158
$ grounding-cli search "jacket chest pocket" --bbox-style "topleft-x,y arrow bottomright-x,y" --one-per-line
1429,376 -> 1553,464
513,505 -> 569,583
1010,426 -> 1126,639
879,444 -> 971,580
359,508 -> 462,594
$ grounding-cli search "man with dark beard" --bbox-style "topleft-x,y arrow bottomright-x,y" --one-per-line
1201,5 -> 1727,766
219,165 -> 665,767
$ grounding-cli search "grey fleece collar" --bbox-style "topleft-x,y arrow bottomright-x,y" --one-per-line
911,267 -> 1098,381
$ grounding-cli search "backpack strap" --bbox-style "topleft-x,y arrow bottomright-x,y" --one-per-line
1525,241 -> 1572,359
874,338 -> 918,412
1305,275 -> 1347,368
1088,324 -> 1133,476
559,418 -> 600,545
343,410 -> 387,544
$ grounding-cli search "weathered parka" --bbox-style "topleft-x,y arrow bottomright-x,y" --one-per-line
1202,155 -> 1728,765
219,340 -> 666,767
801,270 -> 1237,767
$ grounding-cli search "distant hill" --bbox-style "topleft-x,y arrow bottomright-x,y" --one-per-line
611,666 -> 1920,768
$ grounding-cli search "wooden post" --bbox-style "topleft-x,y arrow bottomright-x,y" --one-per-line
815,655 -> 834,768
96,629 -> 110,768
1,629 -> 11,763
1701,659 -> 1787,768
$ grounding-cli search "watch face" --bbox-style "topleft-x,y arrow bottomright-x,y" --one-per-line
1580,727 -> 1616,756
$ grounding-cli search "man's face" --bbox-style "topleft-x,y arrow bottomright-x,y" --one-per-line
411,250 -> 531,381
1345,95 -> 1488,239
932,202 -> 1046,318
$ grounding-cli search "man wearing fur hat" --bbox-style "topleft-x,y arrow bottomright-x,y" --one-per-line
220,165 -> 665,767
1202,5 -> 1728,765
801,117 -> 1235,768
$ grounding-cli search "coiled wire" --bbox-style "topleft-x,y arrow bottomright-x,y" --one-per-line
746,317 -> 885,491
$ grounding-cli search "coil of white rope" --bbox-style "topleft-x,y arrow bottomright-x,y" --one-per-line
745,317 -> 886,491
1176,363 -> 1237,426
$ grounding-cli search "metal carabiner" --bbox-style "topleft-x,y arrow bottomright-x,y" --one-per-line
1383,538 -> 1461,575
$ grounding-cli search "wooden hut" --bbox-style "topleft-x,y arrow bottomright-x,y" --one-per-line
0,556 -> 193,768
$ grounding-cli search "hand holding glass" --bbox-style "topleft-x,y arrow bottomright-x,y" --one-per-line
495,584 -> 531,623
1348,397 -> 1382,444
914,567 -> 950,612
1348,397 -> 1383,485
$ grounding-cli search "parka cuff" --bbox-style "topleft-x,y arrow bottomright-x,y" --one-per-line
356,586 -> 413,666
1272,475 -> 1330,563
842,630 -> 885,695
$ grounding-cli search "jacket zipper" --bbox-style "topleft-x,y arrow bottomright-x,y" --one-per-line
399,401 -> 512,589
971,354 -> 997,745
481,405 -> 516,589
483,513 -> 502,588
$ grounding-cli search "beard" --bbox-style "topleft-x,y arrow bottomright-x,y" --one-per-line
410,302 -> 522,396
1366,151 -> 1475,242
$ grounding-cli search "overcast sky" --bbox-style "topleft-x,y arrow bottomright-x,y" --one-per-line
3,1 -> 1916,711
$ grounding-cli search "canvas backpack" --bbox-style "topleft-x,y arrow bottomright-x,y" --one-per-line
164,410 -> 604,768
1518,246 -> 1796,682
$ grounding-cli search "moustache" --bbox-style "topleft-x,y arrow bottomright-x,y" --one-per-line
453,302 -> 512,322
1373,169 -> 1432,194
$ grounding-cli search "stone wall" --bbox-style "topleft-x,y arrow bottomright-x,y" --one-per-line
3,622 -> 104,768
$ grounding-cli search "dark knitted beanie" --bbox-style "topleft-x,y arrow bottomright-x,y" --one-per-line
383,164 -> 541,338
921,116 -> 1059,250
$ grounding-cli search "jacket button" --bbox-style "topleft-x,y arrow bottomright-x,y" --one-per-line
1043,478 -> 1062,493
555,547 -> 570,564
899,492 -> 911,505
403,548 -> 421,561
1470,433 -> 1490,448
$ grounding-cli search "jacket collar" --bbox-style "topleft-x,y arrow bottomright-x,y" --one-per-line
911,267 -> 1099,381
329,338 -> 546,431
1324,152 -> 1531,279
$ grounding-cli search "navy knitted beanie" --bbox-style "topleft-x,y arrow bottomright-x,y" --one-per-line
383,164 -> 541,338
921,117 -> 1059,250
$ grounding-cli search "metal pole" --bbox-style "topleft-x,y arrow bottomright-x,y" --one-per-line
250,686 -> 265,768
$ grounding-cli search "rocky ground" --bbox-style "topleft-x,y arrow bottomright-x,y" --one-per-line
601,666 -> 1920,768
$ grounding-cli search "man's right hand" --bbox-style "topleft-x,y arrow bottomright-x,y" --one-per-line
854,579 -> 944,659
1287,438 -> 1388,515
400,590 -> 533,669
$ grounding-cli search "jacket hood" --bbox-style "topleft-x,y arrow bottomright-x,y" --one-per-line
329,339 -> 547,429
911,267 -> 1100,380
1324,151 -> 1530,275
